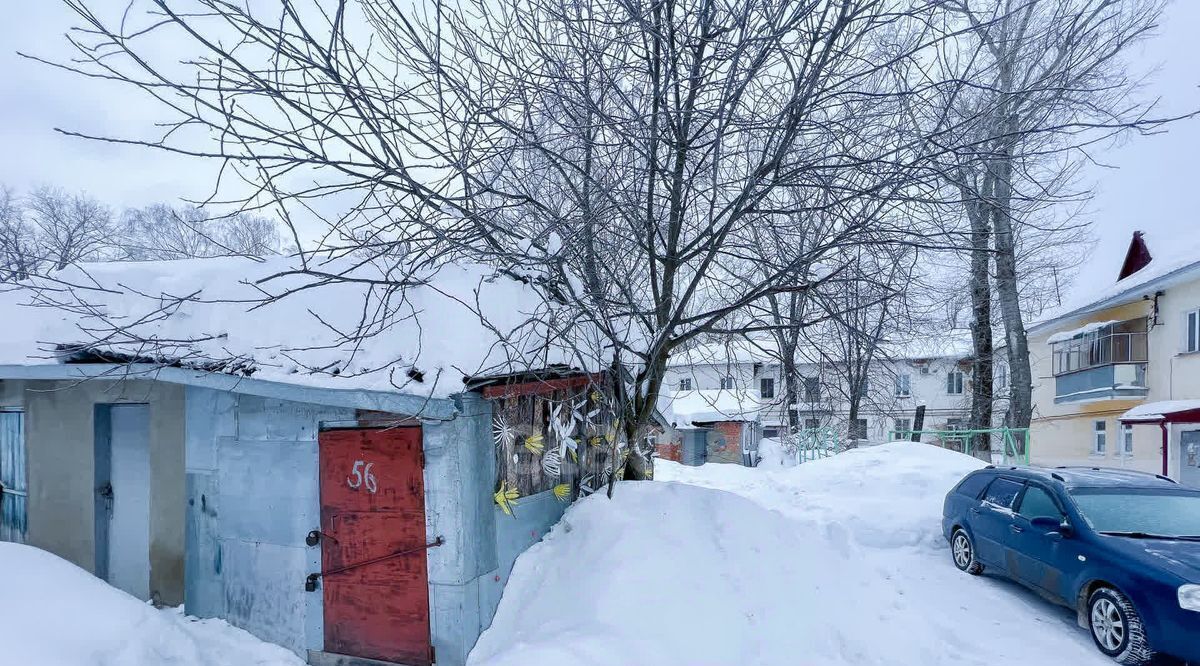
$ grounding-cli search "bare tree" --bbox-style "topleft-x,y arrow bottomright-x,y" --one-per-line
120,203 -> 282,260
26,185 -> 114,269
930,0 -> 1176,438
0,185 -> 39,282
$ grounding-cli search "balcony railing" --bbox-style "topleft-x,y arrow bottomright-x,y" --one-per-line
1052,331 -> 1147,376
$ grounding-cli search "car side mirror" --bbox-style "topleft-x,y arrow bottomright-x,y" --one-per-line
1031,516 -> 1072,538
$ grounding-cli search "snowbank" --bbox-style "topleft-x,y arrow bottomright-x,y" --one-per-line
473,443 -> 1111,665
0,542 -> 302,666
0,256 -> 598,397
1045,320 -> 1119,344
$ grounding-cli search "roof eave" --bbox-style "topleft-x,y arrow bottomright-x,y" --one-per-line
1030,261 -> 1200,336
0,363 -> 459,419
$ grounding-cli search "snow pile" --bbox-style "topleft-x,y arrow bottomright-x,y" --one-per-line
0,542 -> 302,666
473,442 -> 1111,665
0,256 -> 598,397
754,436 -> 796,468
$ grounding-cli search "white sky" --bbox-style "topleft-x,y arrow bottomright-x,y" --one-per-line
1,1 -> 1197,298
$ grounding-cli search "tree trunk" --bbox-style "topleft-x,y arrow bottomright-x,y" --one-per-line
991,148 -> 1033,437
966,195 -> 994,458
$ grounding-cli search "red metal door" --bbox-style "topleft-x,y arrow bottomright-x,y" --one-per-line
319,427 -> 431,665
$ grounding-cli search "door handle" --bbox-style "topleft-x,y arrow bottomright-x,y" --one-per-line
1010,525 -> 1024,534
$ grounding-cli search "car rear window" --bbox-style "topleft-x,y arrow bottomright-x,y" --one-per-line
955,473 -> 993,499
982,478 -> 1024,509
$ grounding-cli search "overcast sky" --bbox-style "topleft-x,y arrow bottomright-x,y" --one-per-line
2,2 -> 1197,298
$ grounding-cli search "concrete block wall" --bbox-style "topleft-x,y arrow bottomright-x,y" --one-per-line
183,387 -> 354,656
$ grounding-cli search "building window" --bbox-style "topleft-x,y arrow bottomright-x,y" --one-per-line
1093,420 -> 1107,455
945,418 -> 965,431
678,377 -> 692,391
1187,309 -> 1200,353
850,419 -> 868,440
720,376 -> 735,390
762,426 -> 780,439
760,377 -> 775,399
788,409 -> 798,427
996,363 -> 1008,389
855,378 -> 869,400
804,418 -> 821,431
1121,424 -> 1134,456
894,418 -> 911,439
894,374 -> 911,397
803,376 -> 821,402
946,371 -> 965,395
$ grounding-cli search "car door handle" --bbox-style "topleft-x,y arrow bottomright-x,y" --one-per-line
1010,525 -> 1024,534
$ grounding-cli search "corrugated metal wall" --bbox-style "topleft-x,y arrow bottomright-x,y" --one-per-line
0,411 -> 26,543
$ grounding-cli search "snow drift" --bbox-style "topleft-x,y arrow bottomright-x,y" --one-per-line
472,442 -> 1112,665
0,542 -> 301,666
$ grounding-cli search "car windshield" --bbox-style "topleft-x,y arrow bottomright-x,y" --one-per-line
1069,488 -> 1200,537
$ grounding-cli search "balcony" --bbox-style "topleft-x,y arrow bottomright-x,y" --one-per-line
1051,319 -> 1148,404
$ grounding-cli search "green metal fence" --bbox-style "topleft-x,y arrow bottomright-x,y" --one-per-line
786,428 -> 842,464
887,427 -> 1031,465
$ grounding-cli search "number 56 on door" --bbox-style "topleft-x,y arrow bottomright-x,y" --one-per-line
347,460 -> 377,493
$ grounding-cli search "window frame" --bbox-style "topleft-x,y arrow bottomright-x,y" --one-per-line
719,375 -> 735,390
1187,309 -> 1200,354
678,377 -> 693,391
893,418 -> 912,439
894,373 -> 911,397
1093,420 -> 1107,455
982,477 -> 1025,510
849,418 -> 868,440
1121,423 -> 1134,457
803,417 -> 821,431
760,377 -> 775,399
802,376 -> 821,402
946,370 -> 965,395
1015,483 -> 1066,522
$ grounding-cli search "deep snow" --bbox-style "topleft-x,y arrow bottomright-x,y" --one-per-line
471,442 -> 1112,665
0,542 -> 302,666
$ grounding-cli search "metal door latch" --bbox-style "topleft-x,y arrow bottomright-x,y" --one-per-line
304,536 -> 444,592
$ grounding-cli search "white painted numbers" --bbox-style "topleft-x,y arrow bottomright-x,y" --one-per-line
347,460 -> 378,493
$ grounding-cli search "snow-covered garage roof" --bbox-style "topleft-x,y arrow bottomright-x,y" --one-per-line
0,255 -> 600,398
658,389 -> 763,428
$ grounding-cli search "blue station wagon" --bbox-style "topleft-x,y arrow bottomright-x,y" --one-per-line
943,466 -> 1200,665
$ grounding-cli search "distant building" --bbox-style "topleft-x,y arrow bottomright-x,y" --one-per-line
1028,231 -> 1200,487
660,335 -> 974,464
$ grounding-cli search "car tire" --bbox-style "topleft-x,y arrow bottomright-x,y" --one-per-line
950,528 -> 983,575
1087,587 -> 1154,665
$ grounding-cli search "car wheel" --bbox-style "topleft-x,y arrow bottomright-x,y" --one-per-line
950,528 -> 983,575
1087,587 -> 1154,665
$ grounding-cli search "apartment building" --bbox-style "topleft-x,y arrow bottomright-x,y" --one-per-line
1027,231 -> 1200,487
660,335 -> 973,454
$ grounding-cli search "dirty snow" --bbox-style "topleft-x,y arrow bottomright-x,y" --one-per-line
0,542 -> 302,666
0,256 -> 598,397
472,442 -> 1110,666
